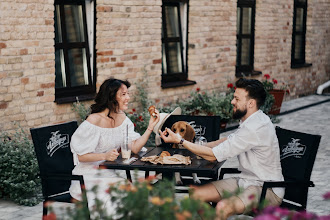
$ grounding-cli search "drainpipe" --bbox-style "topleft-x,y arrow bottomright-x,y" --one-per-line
316,80 -> 330,95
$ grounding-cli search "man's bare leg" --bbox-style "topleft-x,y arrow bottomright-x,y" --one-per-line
190,183 -> 221,203
215,196 -> 245,220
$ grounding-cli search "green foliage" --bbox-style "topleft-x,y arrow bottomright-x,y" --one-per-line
72,97 -> 91,124
58,173 -> 216,220
178,88 -> 234,123
0,128 -> 42,206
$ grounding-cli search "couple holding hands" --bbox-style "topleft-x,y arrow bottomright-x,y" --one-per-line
69,77 -> 283,219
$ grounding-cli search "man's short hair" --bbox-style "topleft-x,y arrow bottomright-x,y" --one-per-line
235,78 -> 266,108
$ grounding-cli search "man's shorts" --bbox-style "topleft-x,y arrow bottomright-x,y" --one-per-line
211,177 -> 282,213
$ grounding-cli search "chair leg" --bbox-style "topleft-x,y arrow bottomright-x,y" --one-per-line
126,170 -> 132,182
43,201 -> 48,217
145,171 -> 150,178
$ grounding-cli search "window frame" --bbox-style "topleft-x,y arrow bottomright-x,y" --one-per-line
291,0 -> 311,68
236,0 -> 260,77
54,0 -> 96,104
161,0 -> 195,88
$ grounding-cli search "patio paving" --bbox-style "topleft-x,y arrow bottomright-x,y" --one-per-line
0,94 -> 329,219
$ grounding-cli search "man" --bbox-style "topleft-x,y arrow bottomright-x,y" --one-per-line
160,78 -> 284,219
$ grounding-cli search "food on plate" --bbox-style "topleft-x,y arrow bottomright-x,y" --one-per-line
148,105 -> 156,117
160,151 -> 171,157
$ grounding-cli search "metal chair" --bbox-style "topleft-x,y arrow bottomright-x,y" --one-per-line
30,121 -> 89,218
219,126 -> 321,211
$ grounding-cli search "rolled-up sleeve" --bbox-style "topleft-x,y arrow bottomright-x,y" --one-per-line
212,126 -> 259,162
70,121 -> 100,165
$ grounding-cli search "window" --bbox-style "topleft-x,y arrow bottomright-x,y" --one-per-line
236,0 -> 258,77
291,0 -> 310,68
54,0 -> 96,103
161,0 -> 195,88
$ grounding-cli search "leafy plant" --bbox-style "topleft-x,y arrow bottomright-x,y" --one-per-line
0,127 -> 42,206
51,173 -> 216,220
72,97 -> 91,124
262,74 -> 290,93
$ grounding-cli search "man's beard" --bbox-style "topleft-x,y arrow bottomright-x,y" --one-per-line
232,107 -> 247,120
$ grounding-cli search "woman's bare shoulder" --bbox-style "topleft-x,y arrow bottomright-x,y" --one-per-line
86,113 -> 103,125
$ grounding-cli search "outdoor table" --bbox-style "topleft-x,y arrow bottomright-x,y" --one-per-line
100,146 -> 225,183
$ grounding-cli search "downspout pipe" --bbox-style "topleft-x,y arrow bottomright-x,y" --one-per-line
316,80 -> 330,95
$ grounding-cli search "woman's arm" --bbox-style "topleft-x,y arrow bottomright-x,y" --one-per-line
131,109 -> 160,154
77,149 -> 119,162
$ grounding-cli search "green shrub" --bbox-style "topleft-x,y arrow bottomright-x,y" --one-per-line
0,128 -> 42,206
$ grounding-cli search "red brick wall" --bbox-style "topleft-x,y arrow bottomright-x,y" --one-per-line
0,0 -> 329,134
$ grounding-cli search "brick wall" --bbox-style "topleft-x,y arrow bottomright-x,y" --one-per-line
0,0 -> 329,134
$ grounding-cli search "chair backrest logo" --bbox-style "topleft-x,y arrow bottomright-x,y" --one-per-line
46,130 -> 69,157
188,121 -> 206,136
280,138 -> 306,160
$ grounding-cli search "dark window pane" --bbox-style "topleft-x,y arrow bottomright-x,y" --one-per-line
297,0 -> 306,3
68,48 -> 88,87
241,38 -> 250,65
165,6 -> 180,38
54,5 -> 62,43
295,8 -> 304,32
64,5 -> 85,43
242,8 -> 252,34
167,42 -> 182,73
294,35 -> 303,60
55,49 -> 66,88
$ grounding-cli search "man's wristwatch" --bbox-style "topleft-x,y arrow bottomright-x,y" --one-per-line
178,138 -> 185,147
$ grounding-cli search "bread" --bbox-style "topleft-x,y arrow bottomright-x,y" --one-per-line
160,151 -> 171,157
148,105 -> 156,116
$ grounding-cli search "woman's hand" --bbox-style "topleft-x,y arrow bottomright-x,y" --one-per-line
147,109 -> 160,131
104,149 -> 120,161
159,128 -> 181,144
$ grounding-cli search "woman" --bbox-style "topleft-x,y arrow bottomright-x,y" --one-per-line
69,78 -> 159,216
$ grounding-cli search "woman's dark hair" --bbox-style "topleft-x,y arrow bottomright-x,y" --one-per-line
235,78 -> 266,108
90,78 -> 131,118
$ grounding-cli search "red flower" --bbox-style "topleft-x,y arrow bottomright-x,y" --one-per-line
286,89 -> 290,94
139,116 -> 143,121
132,108 -> 136,112
264,74 -> 270,79
133,123 -> 136,127
43,213 -> 56,220
248,194 -> 255,200
196,88 -> 200,92
272,79 -> 278,84
227,83 -> 233,88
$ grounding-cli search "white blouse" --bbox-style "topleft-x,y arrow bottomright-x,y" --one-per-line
69,116 -> 141,203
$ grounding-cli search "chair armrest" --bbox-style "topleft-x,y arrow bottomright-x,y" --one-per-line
258,180 -> 314,208
219,168 -> 241,180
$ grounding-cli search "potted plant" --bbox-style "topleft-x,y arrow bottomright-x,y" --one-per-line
262,74 -> 290,115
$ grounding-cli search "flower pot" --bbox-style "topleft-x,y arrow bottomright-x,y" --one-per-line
268,89 -> 285,115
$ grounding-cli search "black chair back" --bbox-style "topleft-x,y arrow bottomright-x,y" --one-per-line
161,115 -> 221,147
276,126 -> 321,209
30,121 -> 78,198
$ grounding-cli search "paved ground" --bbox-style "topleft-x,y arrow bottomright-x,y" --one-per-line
0,94 -> 329,219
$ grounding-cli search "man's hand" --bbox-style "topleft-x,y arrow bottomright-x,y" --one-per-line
159,128 -> 181,144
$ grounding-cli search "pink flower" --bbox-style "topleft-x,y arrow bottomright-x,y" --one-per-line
227,83 -> 233,88
272,79 -> 278,84
248,194 -> 255,200
323,191 -> 330,200
264,74 -> 270,79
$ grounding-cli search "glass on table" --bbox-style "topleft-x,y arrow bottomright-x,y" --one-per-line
194,136 -> 207,159
121,139 -> 132,163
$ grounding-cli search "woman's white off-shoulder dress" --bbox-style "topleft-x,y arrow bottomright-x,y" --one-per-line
69,117 -> 140,215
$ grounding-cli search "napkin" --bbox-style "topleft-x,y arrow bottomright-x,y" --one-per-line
141,154 -> 191,165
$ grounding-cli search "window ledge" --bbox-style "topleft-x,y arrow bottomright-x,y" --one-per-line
161,80 -> 196,89
235,70 -> 262,78
291,63 -> 312,69
55,94 -> 95,104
